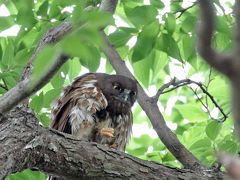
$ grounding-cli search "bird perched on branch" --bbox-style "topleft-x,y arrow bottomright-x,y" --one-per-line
50,73 -> 137,151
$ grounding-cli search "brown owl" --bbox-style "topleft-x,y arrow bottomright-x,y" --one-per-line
50,73 -> 137,151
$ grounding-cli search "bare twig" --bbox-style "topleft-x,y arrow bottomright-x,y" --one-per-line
0,83 -> 8,91
176,2 -> 197,18
205,68 -> 214,110
152,78 -> 228,122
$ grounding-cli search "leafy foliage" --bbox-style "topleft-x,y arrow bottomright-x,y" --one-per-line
0,0 -> 237,179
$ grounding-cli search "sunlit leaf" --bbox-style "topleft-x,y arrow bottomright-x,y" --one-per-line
205,121 -> 222,140
124,5 -> 158,27
6,169 -> 46,180
30,92 -> 44,113
156,33 -> 181,60
132,20 -> 159,62
175,104 -> 209,122
0,16 -> 15,32
109,29 -> 132,48
165,13 -> 176,35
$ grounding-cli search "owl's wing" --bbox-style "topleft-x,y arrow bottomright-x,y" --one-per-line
50,73 -> 108,135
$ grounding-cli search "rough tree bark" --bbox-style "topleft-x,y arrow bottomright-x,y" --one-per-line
0,107 -> 228,179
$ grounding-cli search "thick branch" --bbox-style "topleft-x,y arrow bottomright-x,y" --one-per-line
0,108 -> 228,179
21,22 -> 72,81
197,0 -> 235,78
100,32 -> 202,169
231,0 -> 240,138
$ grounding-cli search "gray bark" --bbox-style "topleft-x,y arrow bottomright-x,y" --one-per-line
0,107 -> 229,180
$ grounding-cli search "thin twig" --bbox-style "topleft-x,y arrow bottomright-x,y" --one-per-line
152,78 -> 228,122
0,83 -> 8,91
176,2 -> 197,18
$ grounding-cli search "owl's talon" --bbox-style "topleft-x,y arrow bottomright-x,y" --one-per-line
100,128 -> 114,138
110,143 -> 117,149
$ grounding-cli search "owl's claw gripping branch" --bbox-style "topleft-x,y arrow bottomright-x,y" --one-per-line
100,128 -> 115,138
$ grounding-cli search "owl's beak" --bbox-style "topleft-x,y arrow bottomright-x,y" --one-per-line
121,89 -> 131,103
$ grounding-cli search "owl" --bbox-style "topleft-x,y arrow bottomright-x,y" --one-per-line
50,73 -> 137,151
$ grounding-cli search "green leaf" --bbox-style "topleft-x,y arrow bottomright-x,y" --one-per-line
15,48 -> 30,66
175,104 -> 209,122
133,134 -> 153,147
181,15 -> 196,33
38,113 -> 50,127
4,1 -> 18,15
109,29 -> 132,48
182,34 -> 196,61
150,0 -> 164,9
162,152 -> 175,162
51,72 -> 65,89
37,0 -> 49,17
43,88 -> 61,108
0,16 -> 15,31
49,2 -> 61,18
165,13 -> 176,35
6,169 -> 46,180
205,121 -> 222,140
79,46 -> 100,72
190,138 -> 212,151
151,50 -> 168,77
208,76 -> 229,101
68,58 -> 81,81
132,20 -> 160,62
2,39 -> 14,67
32,46 -> 58,82
4,76 -> 16,88
124,5 -> 158,27
216,16 -> 231,35
218,139 -> 238,154
30,92 -> 44,113
133,52 -> 153,87
16,6 -> 37,28
156,33 -> 181,60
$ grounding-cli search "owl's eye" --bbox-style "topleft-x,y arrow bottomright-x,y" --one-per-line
130,91 -> 136,96
113,84 -> 121,91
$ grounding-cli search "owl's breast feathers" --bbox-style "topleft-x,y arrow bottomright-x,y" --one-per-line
51,73 -> 133,151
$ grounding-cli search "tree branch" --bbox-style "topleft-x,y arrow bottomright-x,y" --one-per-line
100,32 -> 203,169
197,0 -> 236,78
0,108 -> 228,179
176,2 -> 197,18
152,78 -> 228,122
231,0 -> 240,139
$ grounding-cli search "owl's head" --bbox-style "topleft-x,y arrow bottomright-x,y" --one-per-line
96,74 -> 137,109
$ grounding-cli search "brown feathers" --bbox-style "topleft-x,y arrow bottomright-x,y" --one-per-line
50,73 -> 137,150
